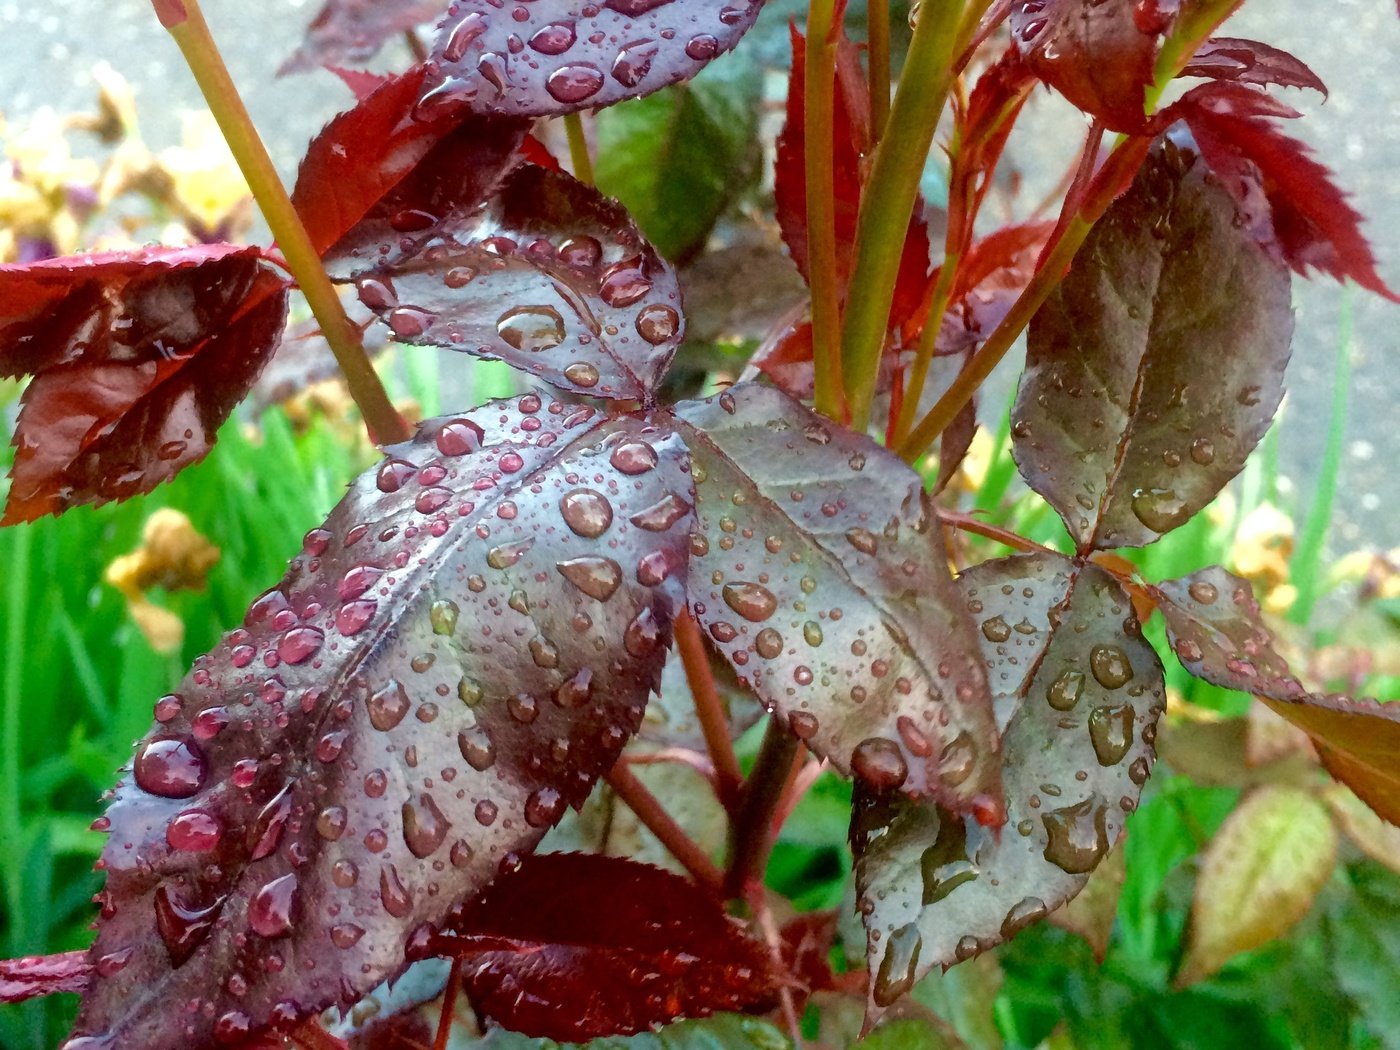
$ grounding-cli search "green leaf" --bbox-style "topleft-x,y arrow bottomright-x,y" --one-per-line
595,59 -> 763,262
1177,785 -> 1337,987
1328,865 -> 1400,1050
856,1017 -> 963,1049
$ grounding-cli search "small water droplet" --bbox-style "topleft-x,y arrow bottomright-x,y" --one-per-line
1047,670 -> 1085,711
430,599 -> 460,636
722,581 -> 777,622
459,727 -> 495,770
754,628 -> 783,659
379,865 -> 413,918
557,556 -> 623,601
846,528 -> 878,555
525,787 -> 565,827
635,304 -> 679,344
1190,437 -> 1215,465
1188,580 -> 1218,604
247,874 -> 298,938
1001,897 -> 1049,939
563,361 -> 600,387
981,616 -> 1012,643
367,680 -> 410,731
402,794 -> 452,858
166,809 -> 222,852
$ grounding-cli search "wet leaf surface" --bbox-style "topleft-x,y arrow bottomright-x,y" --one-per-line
1012,139 -> 1293,551
290,66 -> 527,260
1154,565 -> 1400,825
1176,785 -> 1337,986
669,383 -> 1001,814
280,0 -> 446,76
0,245 -> 288,525
71,393 -> 695,1049
329,164 -> 684,402
417,853 -> 777,1040
419,0 -> 765,119
852,553 -> 1164,1019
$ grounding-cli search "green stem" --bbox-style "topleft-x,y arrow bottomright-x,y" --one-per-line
840,0 -> 965,430
157,0 -> 409,445
868,0 -> 891,140
674,611 -> 743,806
806,0 -> 848,420
899,214 -> 1095,462
563,112 -> 595,186
725,717 -> 801,900
892,251 -> 959,444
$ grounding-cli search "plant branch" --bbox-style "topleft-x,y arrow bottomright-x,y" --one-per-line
840,0 -> 965,429
725,716 -> 802,900
433,957 -> 463,1050
939,509 -> 1061,557
868,0 -> 891,141
805,0 -> 848,420
291,1019 -> 350,1050
892,251 -> 959,444
674,611 -> 743,806
403,28 -> 428,63
605,762 -> 724,893
563,113 -> 594,185
156,0 -> 409,445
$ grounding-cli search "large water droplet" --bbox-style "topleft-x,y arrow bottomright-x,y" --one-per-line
248,783 -> 293,860
599,257 -> 652,307
166,809 -> 222,852
1090,645 -> 1133,689
442,10 -> 488,61
497,305 -> 566,351
721,581 -> 777,622
546,63 -> 605,103
525,787 -> 565,828
610,440 -> 658,475
754,628 -> 783,659
1046,670 -> 1085,711
379,865 -> 413,918
154,884 -> 225,965
981,615 -> 1012,643
920,816 -> 977,905
1000,896 -> 1049,939
430,599 -> 460,636
563,361 -> 601,388
1042,797 -> 1110,874
630,492 -> 690,531
277,626 -> 324,665
1188,580 -> 1218,604
367,680 -> 410,731
557,556 -> 623,601
402,794 -> 452,858
560,488 -> 613,537
135,738 -> 207,799
1088,704 -> 1134,766
1130,487 -> 1190,533
624,607 -> 663,657
939,731 -> 978,787
872,922 -> 922,1007
851,738 -> 908,792
247,873 -> 298,939
528,21 -> 576,55
459,727 -> 496,770
635,304 -> 679,344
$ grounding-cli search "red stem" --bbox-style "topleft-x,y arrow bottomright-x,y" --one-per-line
604,762 -> 724,893
433,957 -> 463,1050
674,611 -> 743,806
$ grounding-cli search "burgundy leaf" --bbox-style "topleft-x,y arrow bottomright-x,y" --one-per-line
1179,37 -> 1327,96
290,66 -> 527,260
70,393 -> 695,1049
668,383 -> 1002,816
331,164 -> 684,402
418,0 -> 765,119
0,951 -> 92,1003
1176,85 -> 1400,301
1010,0 -> 1163,132
853,553 -> 1164,1022
1153,566 -> 1400,826
281,0 -> 447,75
417,853 -> 778,1039
0,245 -> 288,525
776,26 -> 931,332
1012,138 -> 1293,550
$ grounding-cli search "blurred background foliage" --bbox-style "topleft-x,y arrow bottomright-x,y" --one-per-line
3,2 -> 1400,1047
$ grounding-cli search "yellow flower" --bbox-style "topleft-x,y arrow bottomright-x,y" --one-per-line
104,509 -> 221,653
158,111 -> 251,236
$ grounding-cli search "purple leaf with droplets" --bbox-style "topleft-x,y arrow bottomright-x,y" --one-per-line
418,0 -> 764,119
1011,138 -> 1293,552
70,392 -> 695,1049
666,383 -> 1001,817
280,0 -> 447,76
1153,565 -> 1400,827
329,164 -> 684,402
852,553 -> 1165,1024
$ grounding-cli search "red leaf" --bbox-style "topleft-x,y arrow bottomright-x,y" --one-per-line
327,66 -> 391,101
280,0 -> 445,76
0,951 -> 92,1003
1180,37 -> 1327,97
0,245 -> 288,524
776,26 -> 931,332
1177,85 -> 1400,301
1011,0 -> 1163,132
418,854 -> 778,1040
290,66 -> 527,259
419,0 -> 764,118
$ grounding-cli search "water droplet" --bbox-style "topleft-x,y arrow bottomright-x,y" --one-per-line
722,581 -> 777,622
277,626 -> 323,665
939,731 -> 978,787
684,34 -> 720,60
981,616 -> 1012,643
402,794 -> 452,858
1190,437 -> 1215,465
555,668 -> 593,707
367,680 -> 410,731
1088,704 -> 1134,766
897,715 -> 933,758
458,676 -> 484,706
1090,645 -> 1133,689
135,738 -> 207,799
872,922 -> 922,1007
379,865 -> 413,918
611,440 -> 658,475
330,923 -> 365,949
1130,487 -> 1189,533
1046,670 -> 1085,711
852,738 -> 908,792
332,859 -> 359,888
247,874 -> 298,938
154,884 -> 224,965
525,787 -> 565,827
754,628 -> 783,659
249,783 -> 293,860
560,488 -> 613,537
1001,897 -> 1048,939
624,607 -> 663,657
846,528 -> 878,555
528,21 -> 576,54
920,817 -> 977,905
599,256 -> 652,307
557,556 -> 623,600
442,10 -> 487,61
529,636 -> 560,669
788,711 -> 819,738
635,304 -> 679,344
563,361 -> 600,387
487,539 -> 533,569
316,806 -> 347,841
166,809 -> 222,852
631,493 -> 690,531
546,63 -> 605,103
459,727 -> 495,770
1188,580 -> 1218,604
436,418 -> 485,457
802,621 -> 824,646
509,693 -> 539,723
1042,797 -> 1110,874
430,599 -> 460,636
497,305 -> 566,351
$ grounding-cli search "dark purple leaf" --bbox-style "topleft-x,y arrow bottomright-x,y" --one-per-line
417,853 -> 778,1039
331,164 -> 684,402
853,553 -> 1165,1021
0,245 -> 288,524
1153,566 -> 1400,826
70,393 -> 695,1049
290,66 -> 527,260
1179,37 -> 1327,96
668,383 -> 1002,817
280,0 -> 447,76
418,0 -> 765,119
1011,138 -> 1293,551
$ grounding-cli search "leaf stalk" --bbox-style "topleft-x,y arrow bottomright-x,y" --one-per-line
563,112 -> 595,186
605,762 -> 725,893
724,716 -> 802,900
675,611 -> 744,806
157,0 -> 410,445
